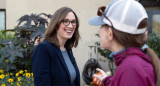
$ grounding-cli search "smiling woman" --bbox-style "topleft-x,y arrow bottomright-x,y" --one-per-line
57,12 -> 77,50
32,7 -> 81,86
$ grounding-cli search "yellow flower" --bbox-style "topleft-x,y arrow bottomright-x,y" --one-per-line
23,73 -> 25,76
10,73 -> 13,75
6,73 -> 9,76
19,70 -> 24,74
17,83 -> 21,86
31,73 -> 33,77
25,70 -> 27,72
32,77 -> 34,81
25,73 -> 31,78
8,78 -> 13,82
5,60 -> 9,62
10,83 -> 13,85
0,74 -> 5,79
17,77 -> 21,81
1,84 -> 6,86
0,70 -> 3,73
16,73 -> 19,76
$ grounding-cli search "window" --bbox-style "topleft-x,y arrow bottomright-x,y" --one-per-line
148,10 -> 160,35
0,9 -> 6,30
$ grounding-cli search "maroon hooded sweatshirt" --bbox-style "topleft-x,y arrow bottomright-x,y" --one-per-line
102,47 -> 156,86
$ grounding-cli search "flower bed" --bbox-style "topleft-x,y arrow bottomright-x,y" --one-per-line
0,70 -> 34,86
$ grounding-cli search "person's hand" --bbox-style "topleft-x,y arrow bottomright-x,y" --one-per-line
93,68 -> 108,85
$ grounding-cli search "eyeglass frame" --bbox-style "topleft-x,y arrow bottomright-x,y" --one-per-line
61,19 -> 77,26
97,6 -> 114,28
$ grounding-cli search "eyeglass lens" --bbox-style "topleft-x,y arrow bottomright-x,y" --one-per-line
62,19 -> 76,26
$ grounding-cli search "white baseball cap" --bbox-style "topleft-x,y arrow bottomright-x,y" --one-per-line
88,0 -> 148,34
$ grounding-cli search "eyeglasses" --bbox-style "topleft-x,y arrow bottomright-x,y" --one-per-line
61,19 -> 76,26
97,6 -> 114,28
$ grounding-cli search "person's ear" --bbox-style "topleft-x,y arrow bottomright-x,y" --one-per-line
144,30 -> 148,42
108,27 -> 114,40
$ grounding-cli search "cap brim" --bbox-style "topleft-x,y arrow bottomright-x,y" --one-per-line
88,16 -> 105,26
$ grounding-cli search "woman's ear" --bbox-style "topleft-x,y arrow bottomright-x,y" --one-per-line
107,27 -> 114,41
144,30 -> 148,42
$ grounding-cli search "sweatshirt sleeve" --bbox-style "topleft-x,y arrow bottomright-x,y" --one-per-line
104,61 -> 152,86
32,43 -> 51,86
102,76 -> 112,86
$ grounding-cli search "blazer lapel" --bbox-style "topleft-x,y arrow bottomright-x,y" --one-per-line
67,49 -> 76,64
54,47 -> 71,83
67,49 -> 80,85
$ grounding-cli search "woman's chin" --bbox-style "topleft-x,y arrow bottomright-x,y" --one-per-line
65,36 -> 72,40
100,44 -> 105,49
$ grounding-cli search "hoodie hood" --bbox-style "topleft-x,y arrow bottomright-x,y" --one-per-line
113,47 -> 152,66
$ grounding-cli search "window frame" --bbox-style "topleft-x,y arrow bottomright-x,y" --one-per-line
0,9 -> 6,30
148,10 -> 160,34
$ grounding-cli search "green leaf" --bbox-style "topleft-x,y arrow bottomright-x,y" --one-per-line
30,24 -> 45,39
16,52 -> 23,58
10,65 -> 16,69
9,56 -> 15,63
17,14 -> 30,26
147,32 -> 160,58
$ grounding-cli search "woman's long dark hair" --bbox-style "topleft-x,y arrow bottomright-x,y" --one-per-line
43,7 -> 80,49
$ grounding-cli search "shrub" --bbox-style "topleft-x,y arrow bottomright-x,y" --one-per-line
0,13 -> 52,74
147,32 -> 160,58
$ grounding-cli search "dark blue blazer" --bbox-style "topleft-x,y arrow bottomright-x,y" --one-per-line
32,41 -> 80,86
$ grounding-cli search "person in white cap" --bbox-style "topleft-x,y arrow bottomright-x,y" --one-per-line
88,0 -> 160,86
